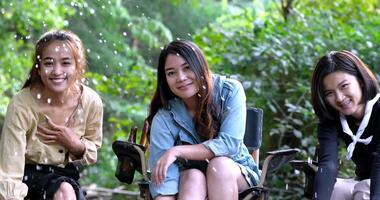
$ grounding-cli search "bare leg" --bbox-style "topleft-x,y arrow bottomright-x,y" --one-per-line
207,157 -> 249,200
330,178 -> 357,200
353,179 -> 370,200
155,196 -> 176,200
53,182 -> 76,200
178,168 -> 207,200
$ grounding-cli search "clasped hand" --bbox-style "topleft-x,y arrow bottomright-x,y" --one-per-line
36,116 -> 80,150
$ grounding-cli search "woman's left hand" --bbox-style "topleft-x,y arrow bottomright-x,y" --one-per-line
37,117 -> 84,155
152,148 -> 178,186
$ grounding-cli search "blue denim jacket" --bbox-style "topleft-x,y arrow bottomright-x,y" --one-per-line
148,75 -> 260,198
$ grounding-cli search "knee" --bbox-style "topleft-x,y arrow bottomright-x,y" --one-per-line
207,157 -> 235,179
54,182 -> 75,199
353,179 -> 370,200
181,168 -> 206,183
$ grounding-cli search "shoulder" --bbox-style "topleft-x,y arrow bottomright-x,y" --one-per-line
152,107 -> 171,124
8,88 -> 35,110
81,85 -> 103,108
213,74 -> 243,92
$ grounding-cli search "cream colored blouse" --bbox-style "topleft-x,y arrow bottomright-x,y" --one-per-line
0,85 -> 103,199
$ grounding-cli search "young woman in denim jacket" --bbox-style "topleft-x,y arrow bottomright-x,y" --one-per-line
311,50 -> 380,199
146,40 -> 260,200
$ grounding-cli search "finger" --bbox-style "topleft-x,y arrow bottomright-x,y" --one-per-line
46,117 -> 61,131
159,164 -> 167,185
152,165 -> 158,186
36,131 -> 57,140
37,125 -> 58,135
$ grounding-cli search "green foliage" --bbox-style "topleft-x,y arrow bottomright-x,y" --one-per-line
0,0 -> 79,127
66,0 -> 169,142
2,0 -> 380,198
194,0 -> 380,198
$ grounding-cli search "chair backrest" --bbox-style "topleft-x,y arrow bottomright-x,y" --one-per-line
244,107 -> 263,164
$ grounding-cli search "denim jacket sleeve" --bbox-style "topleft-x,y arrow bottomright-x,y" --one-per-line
148,110 -> 180,198
202,78 -> 247,156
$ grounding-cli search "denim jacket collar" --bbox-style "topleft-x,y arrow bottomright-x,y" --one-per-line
168,98 -> 201,143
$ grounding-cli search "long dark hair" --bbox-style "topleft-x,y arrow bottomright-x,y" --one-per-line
311,50 -> 379,122
147,40 -> 219,140
23,29 -> 86,89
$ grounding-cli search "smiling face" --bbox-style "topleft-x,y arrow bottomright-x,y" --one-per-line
39,40 -> 77,94
165,54 -> 200,105
323,71 -> 365,119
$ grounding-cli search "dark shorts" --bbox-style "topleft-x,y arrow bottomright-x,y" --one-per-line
23,163 -> 85,200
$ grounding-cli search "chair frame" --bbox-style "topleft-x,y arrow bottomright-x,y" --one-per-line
113,107 -> 299,200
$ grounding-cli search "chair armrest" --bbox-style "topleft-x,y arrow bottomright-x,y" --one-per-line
289,159 -> 318,199
259,148 -> 300,187
290,160 -> 318,174
112,140 -> 148,184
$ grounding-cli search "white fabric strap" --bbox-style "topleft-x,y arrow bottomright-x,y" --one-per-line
340,93 -> 380,160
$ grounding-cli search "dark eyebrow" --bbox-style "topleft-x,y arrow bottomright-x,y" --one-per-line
165,61 -> 187,71
42,57 -> 53,61
323,80 -> 348,93
42,57 -> 72,61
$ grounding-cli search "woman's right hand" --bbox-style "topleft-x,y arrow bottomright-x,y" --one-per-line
152,147 -> 179,186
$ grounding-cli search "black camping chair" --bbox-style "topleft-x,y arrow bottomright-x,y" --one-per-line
289,146 -> 319,199
113,107 -> 300,200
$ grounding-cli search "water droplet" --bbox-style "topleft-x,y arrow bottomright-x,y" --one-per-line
113,50 -> 118,55
47,98 -> 51,104
35,64 -> 39,68
221,96 -> 225,101
160,46 -> 164,50
37,93 -> 41,99
202,85 -> 206,90
197,93 -> 201,98
87,48 -> 91,53
176,53 -> 180,56
122,32 -> 127,36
